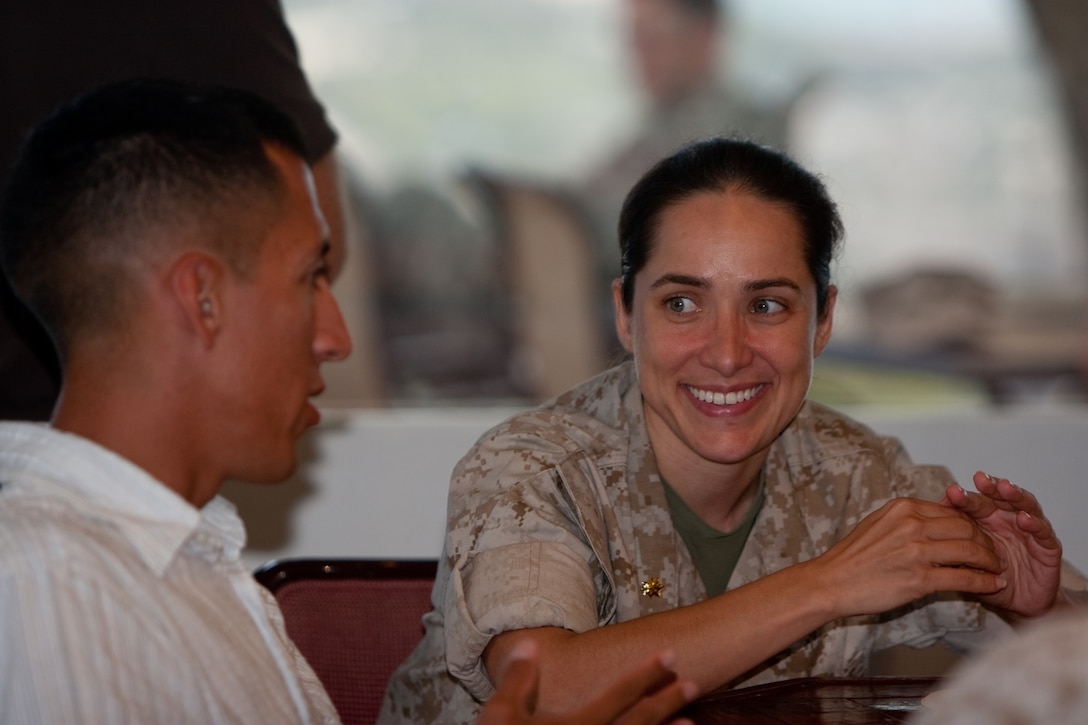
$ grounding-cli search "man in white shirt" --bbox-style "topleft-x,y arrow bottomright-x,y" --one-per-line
0,80 -> 693,724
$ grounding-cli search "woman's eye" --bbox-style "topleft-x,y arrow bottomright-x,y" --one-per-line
665,296 -> 696,314
753,299 -> 785,315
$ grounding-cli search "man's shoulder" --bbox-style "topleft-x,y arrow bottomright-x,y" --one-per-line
0,463 -> 165,583
0,492 -> 126,569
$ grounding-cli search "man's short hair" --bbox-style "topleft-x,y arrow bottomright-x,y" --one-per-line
0,79 -> 308,358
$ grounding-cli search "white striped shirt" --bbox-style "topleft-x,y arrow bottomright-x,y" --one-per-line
0,422 -> 340,724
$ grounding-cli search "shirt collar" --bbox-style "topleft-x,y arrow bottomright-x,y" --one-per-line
0,422 -> 247,575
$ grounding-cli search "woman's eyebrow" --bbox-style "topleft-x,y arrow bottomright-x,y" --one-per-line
746,277 -> 801,293
649,273 -> 708,290
649,274 -> 802,294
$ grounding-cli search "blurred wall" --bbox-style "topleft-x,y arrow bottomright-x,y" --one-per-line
228,404 -> 1088,574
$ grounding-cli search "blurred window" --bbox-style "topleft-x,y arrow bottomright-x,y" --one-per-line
285,0 -> 1086,406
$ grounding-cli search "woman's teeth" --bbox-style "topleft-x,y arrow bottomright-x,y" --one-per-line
688,384 -> 761,406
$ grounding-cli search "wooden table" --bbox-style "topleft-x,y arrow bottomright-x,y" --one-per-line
681,677 -> 939,724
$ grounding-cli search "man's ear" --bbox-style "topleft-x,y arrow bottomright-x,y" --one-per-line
168,252 -> 226,348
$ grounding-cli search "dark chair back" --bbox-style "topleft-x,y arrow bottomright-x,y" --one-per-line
255,558 -> 438,725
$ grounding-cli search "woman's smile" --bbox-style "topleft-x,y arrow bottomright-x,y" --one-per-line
685,382 -> 766,408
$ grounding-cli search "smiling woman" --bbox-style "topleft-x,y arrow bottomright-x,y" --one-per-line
378,138 -> 1083,724
614,190 -> 833,531
609,141 -> 839,532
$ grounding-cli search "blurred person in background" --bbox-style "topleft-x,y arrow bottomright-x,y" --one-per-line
583,0 -> 791,250
576,0 -> 795,364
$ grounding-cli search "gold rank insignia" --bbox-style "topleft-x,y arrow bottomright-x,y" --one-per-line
640,577 -> 665,598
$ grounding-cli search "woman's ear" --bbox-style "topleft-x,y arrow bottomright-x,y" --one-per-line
814,284 -> 837,357
168,252 -> 225,348
612,279 -> 634,354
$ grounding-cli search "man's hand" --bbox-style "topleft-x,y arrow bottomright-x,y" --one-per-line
477,640 -> 696,725
941,471 -> 1063,618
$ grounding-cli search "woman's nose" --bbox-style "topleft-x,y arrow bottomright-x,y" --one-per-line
698,313 -> 753,375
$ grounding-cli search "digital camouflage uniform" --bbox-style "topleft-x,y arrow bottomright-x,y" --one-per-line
379,361 -> 1004,725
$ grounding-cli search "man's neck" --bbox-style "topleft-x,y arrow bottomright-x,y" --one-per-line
52,375 -> 221,509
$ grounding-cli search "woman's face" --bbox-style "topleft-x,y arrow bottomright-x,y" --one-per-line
614,188 -> 835,474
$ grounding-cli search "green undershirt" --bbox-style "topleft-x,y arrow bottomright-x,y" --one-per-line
662,473 -> 766,598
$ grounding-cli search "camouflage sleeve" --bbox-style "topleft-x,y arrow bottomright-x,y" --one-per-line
441,428 -> 605,701
875,432 -> 1088,652
876,434 -> 957,502
867,434 -> 994,651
